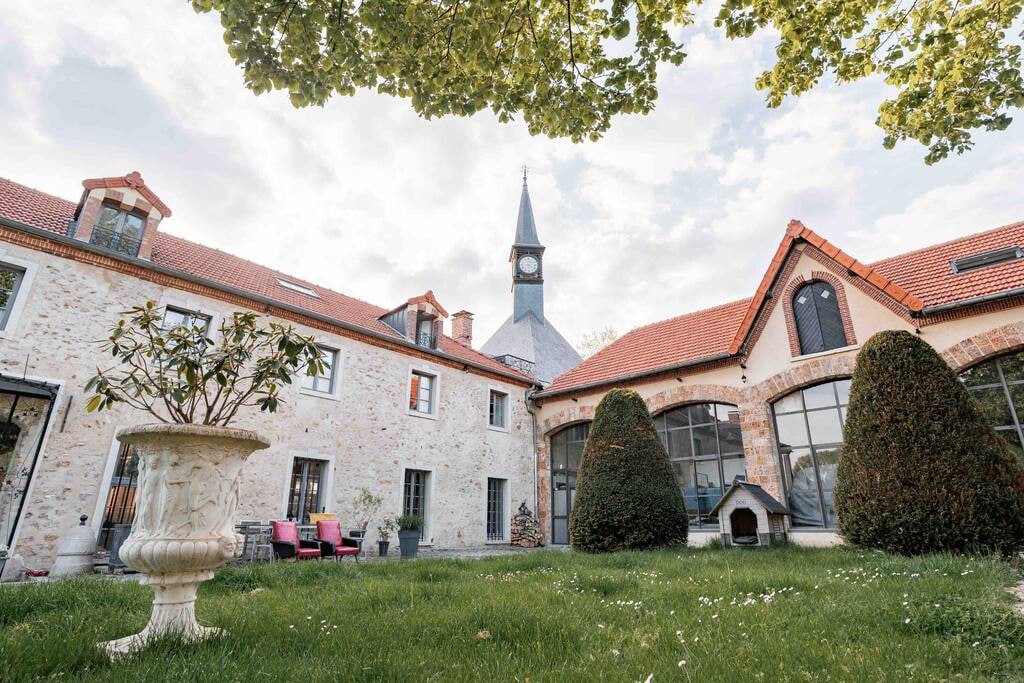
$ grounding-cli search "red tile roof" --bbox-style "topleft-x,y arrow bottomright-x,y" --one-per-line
541,218 -> 1024,397
0,176 -> 532,383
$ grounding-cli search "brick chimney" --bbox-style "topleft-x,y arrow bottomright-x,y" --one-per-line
451,310 -> 474,347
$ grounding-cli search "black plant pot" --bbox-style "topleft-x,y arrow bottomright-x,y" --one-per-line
378,540 -> 390,557
397,530 -> 420,559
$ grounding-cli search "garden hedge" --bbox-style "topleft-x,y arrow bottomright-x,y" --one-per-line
835,330 -> 1024,555
569,388 -> 688,552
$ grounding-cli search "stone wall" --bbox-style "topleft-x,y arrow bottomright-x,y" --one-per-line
0,241 -> 535,570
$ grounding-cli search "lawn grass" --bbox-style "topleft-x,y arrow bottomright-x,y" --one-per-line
1,546 -> 1022,681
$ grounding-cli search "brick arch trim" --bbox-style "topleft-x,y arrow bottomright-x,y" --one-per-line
782,271 -> 858,357
645,383 -> 744,416
940,320 -> 1024,372
751,353 -> 856,405
539,406 -> 596,438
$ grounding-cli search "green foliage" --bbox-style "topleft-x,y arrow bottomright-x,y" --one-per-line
192,0 -> 1023,162
397,514 -> 424,532
84,301 -> 326,426
835,330 -> 1024,555
351,488 -> 384,529
377,517 -> 397,542
569,388 -> 688,552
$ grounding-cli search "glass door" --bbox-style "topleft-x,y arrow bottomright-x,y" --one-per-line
287,458 -> 325,524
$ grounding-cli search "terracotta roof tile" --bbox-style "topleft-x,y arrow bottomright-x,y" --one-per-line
542,218 -> 1024,397
0,177 -> 530,383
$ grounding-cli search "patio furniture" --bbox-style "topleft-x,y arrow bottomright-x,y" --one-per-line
270,520 -> 323,560
315,520 -> 361,561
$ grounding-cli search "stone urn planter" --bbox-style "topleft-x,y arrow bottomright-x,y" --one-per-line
100,424 -> 269,656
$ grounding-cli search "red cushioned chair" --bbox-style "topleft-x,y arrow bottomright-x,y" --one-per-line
315,520 -> 361,561
271,520 -> 323,561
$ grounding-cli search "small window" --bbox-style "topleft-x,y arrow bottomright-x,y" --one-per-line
162,306 -> 212,334
275,278 -> 320,299
403,469 -> 430,541
91,203 -> 146,256
793,281 -> 847,355
302,347 -> 338,394
0,265 -> 26,331
409,371 -> 436,414
486,478 -> 507,541
489,390 -> 508,429
951,246 -> 1023,274
416,315 -> 436,348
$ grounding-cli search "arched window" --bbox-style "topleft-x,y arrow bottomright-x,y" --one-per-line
960,348 -> 1024,457
549,422 -> 590,544
654,403 -> 745,529
793,281 -> 847,355
771,379 -> 850,528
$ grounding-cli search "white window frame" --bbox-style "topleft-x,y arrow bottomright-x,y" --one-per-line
156,294 -> 223,341
406,364 -> 440,419
487,386 -> 511,432
400,464 -> 435,545
485,475 -> 511,543
280,450 -> 337,519
0,251 -> 38,340
300,345 -> 342,400
275,277 -> 320,299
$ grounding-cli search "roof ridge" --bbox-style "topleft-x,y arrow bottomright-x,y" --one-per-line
868,218 -> 1024,267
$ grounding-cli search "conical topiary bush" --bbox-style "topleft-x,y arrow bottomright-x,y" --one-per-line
835,330 -> 1024,555
568,388 -> 688,552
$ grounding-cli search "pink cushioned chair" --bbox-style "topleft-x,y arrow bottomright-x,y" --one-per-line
271,520 -> 323,561
315,520 -> 361,561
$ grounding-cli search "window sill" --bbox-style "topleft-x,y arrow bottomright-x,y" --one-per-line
299,387 -> 340,401
790,344 -> 859,363
407,409 -> 438,421
485,539 -> 509,545
487,424 -> 510,434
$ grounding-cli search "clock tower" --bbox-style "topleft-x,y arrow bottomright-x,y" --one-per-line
480,174 -> 582,386
510,175 -> 546,322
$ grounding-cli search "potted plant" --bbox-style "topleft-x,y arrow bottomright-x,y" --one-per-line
396,514 -> 424,559
350,488 -> 384,550
376,518 -> 396,557
84,302 -> 325,655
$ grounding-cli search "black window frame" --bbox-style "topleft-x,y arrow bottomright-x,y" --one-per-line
771,379 -> 850,529
403,468 -> 431,541
0,264 -> 26,331
654,403 -> 746,529
91,202 -> 147,257
792,281 -> 848,355
960,349 -> 1024,455
286,457 -> 327,524
486,477 -> 506,541
549,422 -> 590,544
161,305 -> 212,334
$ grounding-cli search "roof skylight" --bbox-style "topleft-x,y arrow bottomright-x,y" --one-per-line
275,277 -> 320,298
950,245 -> 1023,274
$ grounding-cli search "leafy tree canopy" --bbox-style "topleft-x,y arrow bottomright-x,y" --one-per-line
193,0 -> 1023,163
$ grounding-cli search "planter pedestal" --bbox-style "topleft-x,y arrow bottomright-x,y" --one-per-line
99,424 -> 269,657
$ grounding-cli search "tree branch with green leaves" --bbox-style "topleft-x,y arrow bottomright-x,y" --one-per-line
191,0 -> 1023,163
84,302 -> 326,426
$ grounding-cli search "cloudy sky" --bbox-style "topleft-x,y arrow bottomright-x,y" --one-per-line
1,3 -> 1022,348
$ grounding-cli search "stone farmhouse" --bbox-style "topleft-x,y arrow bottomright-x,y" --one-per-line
1,169 -> 1023,573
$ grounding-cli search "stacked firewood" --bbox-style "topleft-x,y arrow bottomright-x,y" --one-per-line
510,502 -> 544,548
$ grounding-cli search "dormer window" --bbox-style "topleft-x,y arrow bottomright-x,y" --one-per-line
951,246 -> 1023,274
90,203 -> 146,257
416,315 -> 436,348
275,278 -> 320,299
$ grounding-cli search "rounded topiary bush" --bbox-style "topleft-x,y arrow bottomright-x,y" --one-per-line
835,330 -> 1024,556
568,388 -> 688,552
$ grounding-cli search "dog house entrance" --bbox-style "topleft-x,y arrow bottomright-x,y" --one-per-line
730,507 -> 759,545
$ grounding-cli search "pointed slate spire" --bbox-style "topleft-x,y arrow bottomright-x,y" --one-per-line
514,175 -> 541,246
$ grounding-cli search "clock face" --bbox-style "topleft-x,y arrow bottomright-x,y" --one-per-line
518,255 -> 540,275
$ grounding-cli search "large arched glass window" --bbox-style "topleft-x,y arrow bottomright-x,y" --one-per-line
960,349 -> 1024,457
654,403 -> 745,528
772,379 -> 850,528
549,422 -> 590,544
793,281 -> 847,355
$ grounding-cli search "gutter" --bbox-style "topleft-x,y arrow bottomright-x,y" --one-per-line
535,352 -> 734,401
525,387 -> 540,514
920,287 -> 1024,316
0,216 -> 537,387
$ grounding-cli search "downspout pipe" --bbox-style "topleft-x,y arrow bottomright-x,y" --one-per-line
525,387 -> 540,515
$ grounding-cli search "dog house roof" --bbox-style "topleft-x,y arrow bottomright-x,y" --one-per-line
709,481 -> 789,517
